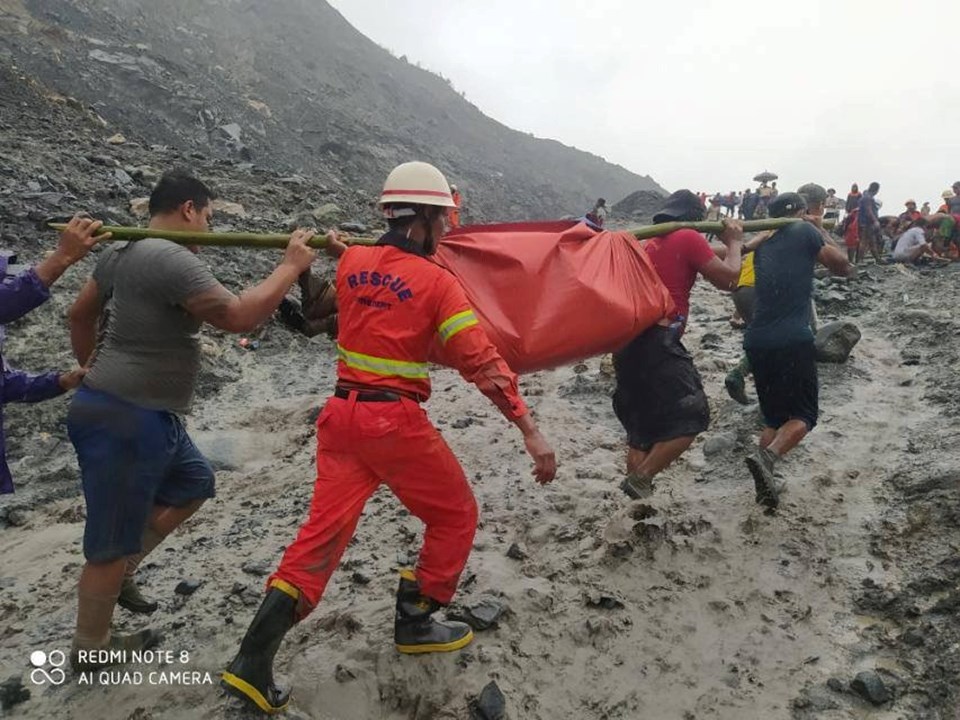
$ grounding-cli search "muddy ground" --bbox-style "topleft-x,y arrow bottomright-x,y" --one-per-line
2,250 -> 960,719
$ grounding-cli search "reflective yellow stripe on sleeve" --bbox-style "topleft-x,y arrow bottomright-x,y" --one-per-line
437,309 -> 479,344
337,345 -> 429,379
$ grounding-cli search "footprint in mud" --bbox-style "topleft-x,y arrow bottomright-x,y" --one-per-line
602,503 -> 664,558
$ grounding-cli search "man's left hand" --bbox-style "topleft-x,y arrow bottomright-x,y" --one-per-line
58,367 -> 87,391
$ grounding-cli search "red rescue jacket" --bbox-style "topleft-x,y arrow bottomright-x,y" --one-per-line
335,230 -> 527,421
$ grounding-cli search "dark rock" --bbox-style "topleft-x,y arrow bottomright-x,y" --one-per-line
900,628 -> 925,647
113,168 -> 135,187
505,543 -> 527,561
470,680 -> 507,720
554,524 -> 581,542
338,222 -> 368,233
585,590 -> 625,610
850,671 -> 892,705
174,579 -> 202,596
334,664 -> 356,683
453,595 -> 509,631
6,509 -> 28,527
901,349 -> 921,366
350,572 -> 370,585
815,321 -> 862,363
0,676 -> 29,711
826,677 -> 845,692
703,432 -> 736,456
241,561 -> 271,577
451,417 -> 474,429
700,332 -> 723,349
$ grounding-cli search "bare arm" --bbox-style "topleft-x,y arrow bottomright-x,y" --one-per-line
68,278 -> 102,365
35,216 -> 110,287
699,219 -> 743,291
182,228 -> 317,332
818,244 -> 855,277
744,230 -> 773,252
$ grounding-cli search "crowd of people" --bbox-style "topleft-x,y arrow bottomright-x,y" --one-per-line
693,179 -> 960,268
836,180 -> 960,265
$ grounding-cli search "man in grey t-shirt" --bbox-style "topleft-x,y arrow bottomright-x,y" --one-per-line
66,171 -> 319,670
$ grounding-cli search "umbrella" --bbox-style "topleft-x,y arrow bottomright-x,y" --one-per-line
753,171 -> 778,183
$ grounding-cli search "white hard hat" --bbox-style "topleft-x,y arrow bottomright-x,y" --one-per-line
379,162 -> 456,209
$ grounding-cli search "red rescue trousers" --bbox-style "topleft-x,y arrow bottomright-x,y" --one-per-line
270,391 -> 478,620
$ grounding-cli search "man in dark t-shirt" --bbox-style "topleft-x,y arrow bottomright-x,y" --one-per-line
744,190 -> 854,509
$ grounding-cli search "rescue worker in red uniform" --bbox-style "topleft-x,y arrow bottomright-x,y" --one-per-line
222,161 -> 557,714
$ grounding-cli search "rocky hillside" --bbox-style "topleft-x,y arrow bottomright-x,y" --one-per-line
0,0 -> 665,221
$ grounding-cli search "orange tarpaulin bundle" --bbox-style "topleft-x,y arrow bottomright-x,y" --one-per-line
431,221 -> 675,374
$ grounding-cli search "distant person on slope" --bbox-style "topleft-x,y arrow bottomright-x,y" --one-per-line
221,162 -> 556,714
845,183 -> 861,214
449,183 -> 463,228
743,190 -> 854,510
857,181 -> 882,263
586,197 -> 608,228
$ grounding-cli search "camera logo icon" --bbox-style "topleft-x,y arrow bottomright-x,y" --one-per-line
29,650 -> 67,685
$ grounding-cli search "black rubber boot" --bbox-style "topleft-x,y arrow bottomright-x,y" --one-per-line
221,585 -> 298,714
394,570 -> 473,654
117,577 -> 158,614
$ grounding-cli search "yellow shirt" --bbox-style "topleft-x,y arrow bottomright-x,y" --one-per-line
738,252 -> 755,288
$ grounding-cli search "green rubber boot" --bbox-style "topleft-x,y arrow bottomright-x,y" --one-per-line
117,577 -> 158,615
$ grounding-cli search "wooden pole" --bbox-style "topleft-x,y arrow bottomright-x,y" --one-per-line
48,218 -> 833,249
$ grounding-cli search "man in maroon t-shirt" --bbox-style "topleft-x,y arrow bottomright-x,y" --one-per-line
614,189 -> 743,499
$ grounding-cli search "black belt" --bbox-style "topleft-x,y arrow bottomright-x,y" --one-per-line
333,387 -> 403,402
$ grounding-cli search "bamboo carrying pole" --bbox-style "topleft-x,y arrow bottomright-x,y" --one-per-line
48,218 -> 834,249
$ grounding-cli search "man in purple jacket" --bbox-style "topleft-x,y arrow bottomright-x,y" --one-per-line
0,216 -> 107,494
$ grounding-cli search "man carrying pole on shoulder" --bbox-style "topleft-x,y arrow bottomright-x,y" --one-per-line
222,161 -> 556,714
743,188 -> 854,509
66,170 -> 318,670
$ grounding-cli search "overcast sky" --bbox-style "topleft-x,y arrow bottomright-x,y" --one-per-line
329,0 -> 959,213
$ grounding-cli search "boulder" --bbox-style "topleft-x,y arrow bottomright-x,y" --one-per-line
311,203 -> 345,227
850,671 -> 892,705
218,123 -> 243,142
470,681 -> 507,720
815,321 -> 861,363
211,199 -> 247,218
129,197 -> 150,217
703,431 -> 736,456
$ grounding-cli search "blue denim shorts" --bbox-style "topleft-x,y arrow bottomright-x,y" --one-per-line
67,387 -> 215,563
